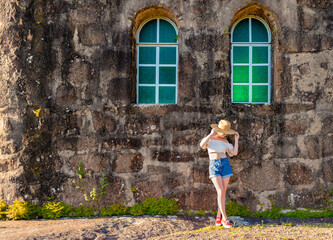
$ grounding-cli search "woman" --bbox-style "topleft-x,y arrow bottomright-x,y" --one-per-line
200,120 -> 239,228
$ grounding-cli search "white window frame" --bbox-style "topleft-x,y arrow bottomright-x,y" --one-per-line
231,17 -> 271,104
136,18 -> 178,104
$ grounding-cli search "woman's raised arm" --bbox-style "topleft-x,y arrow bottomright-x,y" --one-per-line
228,132 -> 239,156
200,129 -> 217,149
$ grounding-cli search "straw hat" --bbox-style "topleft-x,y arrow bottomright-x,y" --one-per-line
210,120 -> 236,135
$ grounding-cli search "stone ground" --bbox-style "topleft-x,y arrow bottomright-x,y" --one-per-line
0,215 -> 333,240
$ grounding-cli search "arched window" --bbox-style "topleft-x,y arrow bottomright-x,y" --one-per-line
136,18 -> 178,104
231,17 -> 271,104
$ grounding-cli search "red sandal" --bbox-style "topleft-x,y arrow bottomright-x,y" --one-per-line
222,219 -> 232,228
215,217 -> 222,226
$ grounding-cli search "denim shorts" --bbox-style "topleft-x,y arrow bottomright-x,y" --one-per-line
209,157 -> 233,179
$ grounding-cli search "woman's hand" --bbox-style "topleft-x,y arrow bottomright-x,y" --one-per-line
210,128 -> 218,136
200,128 -> 217,149
234,132 -> 240,141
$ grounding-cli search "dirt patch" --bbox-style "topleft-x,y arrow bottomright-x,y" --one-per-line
0,215 -> 332,240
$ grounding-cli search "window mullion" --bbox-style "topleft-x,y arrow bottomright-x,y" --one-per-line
157,19 -> 160,43
268,45 -> 271,103
249,45 -> 252,103
175,45 -> 178,104
249,18 -> 252,43
231,45 -> 234,103
156,19 -> 160,104
249,18 -> 252,103
137,45 -> 139,103
156,46 -> 159,104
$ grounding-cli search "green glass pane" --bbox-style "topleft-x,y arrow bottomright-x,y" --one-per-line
139,47 -> 156,64
252,46 -> 268,63
233,85 -> 249,102
233,66 -> 249,83
139,67 -> 156,84
252,66 -> 268,83
159,19 -> 177,43
232,18 -> 249,42
160,47 -> 176,64
159,67 -> 176,84
139,86 -> 155,103
139,19 -> 157,43
252,85 -> 268,103
159,86 -> 176,104
233,46 -> 249,63
251,18 -> 269,42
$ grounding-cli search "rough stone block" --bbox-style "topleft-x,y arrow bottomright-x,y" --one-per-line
56,85 -> 78,107
132,180 -> 163,203
0,118 -> 13,133
154,150 -> 194,162
284,163 -> 313,185
321,116 -> 333,134
144,136 -> 167,147
298,63 -> 310,75
103,137 -> 142,150
71,153 -> 109,173
163,173 -> 185,189
192,165 -> 210,184
240,161 -> 279,191
282,104 -> 315,113
302,12 -> 317,30
281,31 -> 299,53
56,137 -> 78,151
102,175 -> 126,205
68,60 -> 90,87
78,25 -> 106,46
107,78 -> 131,104
173,188 -> 217,210
162,114 -> 207,131
52,112 -> 79,136
0,160 -> 8,171
147,165 -> 171,174
91,111 -> 104,131
76,137 -> 98,151
229,174 -> 238,184
322,135 -> 333,157
283,119 -> 308,136
0,142 -> 16,155
197,149 -> 209,158
178,69 -> 196,99
304,135 -> 321,159
276,138 -> 299,158
124,115 -> 160,135
297,0 -> 331,9
92,111 -> 116,132
236,148 -> 255,160
270,189 -> 329,209
69,8 -> 100,26
100,49 -> 131,73
173,132 -> 203,146
115,152 -> 143,173
322,160 -> 333,182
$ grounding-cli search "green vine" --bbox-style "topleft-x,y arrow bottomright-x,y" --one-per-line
72,162 -> 108,211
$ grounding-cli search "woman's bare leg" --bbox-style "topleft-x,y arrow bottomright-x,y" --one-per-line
221,177 -> 230,220
212,176 -> 230,220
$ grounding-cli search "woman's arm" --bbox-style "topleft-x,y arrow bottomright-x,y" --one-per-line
200,129 -> 217,149
228,132 -> 239,156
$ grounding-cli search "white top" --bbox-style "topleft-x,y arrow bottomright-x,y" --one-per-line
207,139 -> 234,156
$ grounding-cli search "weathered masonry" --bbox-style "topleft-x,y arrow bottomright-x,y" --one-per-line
0,0 -> 332,211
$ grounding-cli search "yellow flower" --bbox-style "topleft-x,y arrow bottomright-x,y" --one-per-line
33,109 -> 41,117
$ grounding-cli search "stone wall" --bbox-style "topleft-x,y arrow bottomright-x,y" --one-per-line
0,0 -> 332,211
